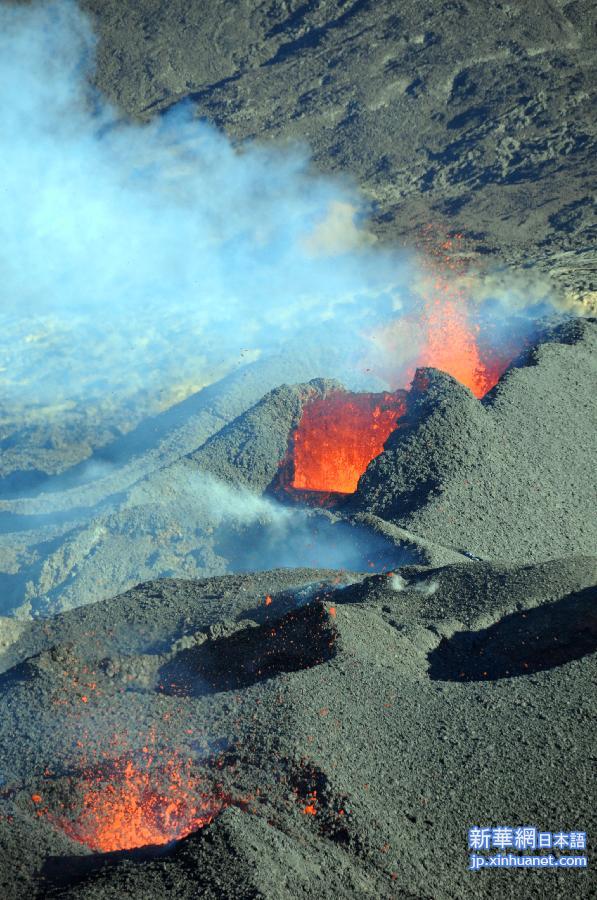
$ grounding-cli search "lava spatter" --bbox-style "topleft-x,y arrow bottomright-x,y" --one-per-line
53,755 -> 228,852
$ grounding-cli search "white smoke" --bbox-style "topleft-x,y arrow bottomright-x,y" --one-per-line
389,574 -> 409,592
0,469 -> 408,617
0,0 -> 413,419
127,468 -> 405,574
0,0 -> 563,449
389,573 -> 439,596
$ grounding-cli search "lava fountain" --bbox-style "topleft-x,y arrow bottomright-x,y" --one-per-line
50,755 -> 228,852
414,294 -> 504,398
376,263 -> 515,398
280,240 -> 523,498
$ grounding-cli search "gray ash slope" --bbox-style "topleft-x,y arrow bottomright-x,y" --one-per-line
352,316 -> 597,562
183,378 -> 342,491
0,321 -> 594,897
0,557 -> 595,898
0,336 -> 376,487
0,318 -> 595,617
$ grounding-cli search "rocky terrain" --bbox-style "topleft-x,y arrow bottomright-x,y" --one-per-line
0,1 -> 595,898
82,0 -> 596,296
1,557 -> 595,898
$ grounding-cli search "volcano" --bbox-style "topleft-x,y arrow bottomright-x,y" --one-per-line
1,318 -> 596,899
0,1 -> 596,898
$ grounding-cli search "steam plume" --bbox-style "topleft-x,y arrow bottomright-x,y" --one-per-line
0,1 -> 560,426
0,0 -> 409,418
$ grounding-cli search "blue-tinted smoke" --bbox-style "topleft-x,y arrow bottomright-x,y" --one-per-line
0,1 -> 567,618
0,0 -> 412,413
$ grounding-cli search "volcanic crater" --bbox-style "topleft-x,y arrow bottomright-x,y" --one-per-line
0,1 -> 596,898
0,317 -> 595,898
4,264 -> 585,892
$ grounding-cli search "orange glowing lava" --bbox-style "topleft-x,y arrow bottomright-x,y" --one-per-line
371,269 -> 511,399
379,231 -> 514,398
410,294 -> 503,398
57,757 -> 225,852
289,391 -> 406,494
281,231 -> 519,497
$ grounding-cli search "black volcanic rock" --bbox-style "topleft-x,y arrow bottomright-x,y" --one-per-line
0,380 -> 411,618
0,558 -> 594,898
81,0 -> 596,299
353,318 -> 597,562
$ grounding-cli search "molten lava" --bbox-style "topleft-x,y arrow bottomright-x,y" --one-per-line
414,295 -> 501,398
281,232 -> 520,497
57,756 -> 225,852
369,230 -> 519,398
289,391 -> 406,494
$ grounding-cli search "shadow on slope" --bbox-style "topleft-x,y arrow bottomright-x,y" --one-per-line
428,585 -> 597,681
158,602 -> 338,697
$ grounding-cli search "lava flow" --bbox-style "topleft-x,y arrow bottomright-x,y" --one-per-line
289,390 -> 406,494
54,756 -> 227,852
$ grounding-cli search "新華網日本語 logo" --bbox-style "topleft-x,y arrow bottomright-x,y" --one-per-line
467,826 -> 588,871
